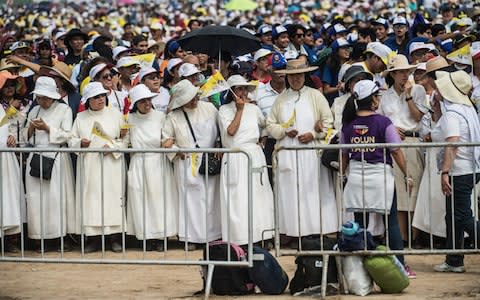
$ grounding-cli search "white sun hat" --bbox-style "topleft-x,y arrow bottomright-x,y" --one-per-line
167,58 -> 183,74
112,46 -> 130,61
81,82 -> 109,104
178,63 -> 201,78
32,76 -> 61,100
89,63 -> 110,81
253,48 -> 272,61
139,67 -> 160,82
226,74 -> 257,92
129,84 -> 158,110
116,56 -> 140,69
169,79 -> 199,110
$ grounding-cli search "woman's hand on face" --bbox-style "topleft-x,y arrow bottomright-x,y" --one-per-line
404,80 -> 413,97
80,138 -> 91,148
234,93 -> 246,110
6,135 -> 16,147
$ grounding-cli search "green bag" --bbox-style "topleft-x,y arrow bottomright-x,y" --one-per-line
363,245 -> 409,294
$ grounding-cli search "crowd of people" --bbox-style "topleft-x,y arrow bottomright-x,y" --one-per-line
1,0 -> 480,279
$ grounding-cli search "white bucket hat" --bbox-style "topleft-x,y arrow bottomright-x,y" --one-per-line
227,75 -> 256,92
167,58 -> 183,74
129,84 -> 158,110
353,80 -> 379,101
178,63 -> 200,78
112,46 -> 130,61
169,79 -> 200,110
81,82 -> 109,104
139,67 -> 160,82
32,76 -> 61,100
435,70 -> 473,106
365,42 -> 393,66
116,56 -> 140,69
253,48 -> 272,62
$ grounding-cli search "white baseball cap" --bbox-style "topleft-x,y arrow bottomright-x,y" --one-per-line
167,58 -> 183,74
178,63 -> 200,78
353,80 -> 379,101
80,82 -> 109,104
112,46 -> 130,61
393,16 -> 408,26
116,56 -> 140,69
253,48 -> 272,61
129,83 -> 158,110
409,42 -> 436,55
365,42 -> 393,66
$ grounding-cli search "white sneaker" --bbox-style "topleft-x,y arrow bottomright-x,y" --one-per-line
434,262 -> 465,273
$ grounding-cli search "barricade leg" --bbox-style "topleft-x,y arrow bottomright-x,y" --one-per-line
204,263 -> 215,299
321,254 -> 329,299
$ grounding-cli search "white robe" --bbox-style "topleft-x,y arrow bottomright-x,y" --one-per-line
218,102 -> 274,245
163,101 -> 222,243
267,87 -> 338,236
0,106 -> 24,237
24,102 -> 76,239
126,110 -> 178,239
69,108 -> 127,236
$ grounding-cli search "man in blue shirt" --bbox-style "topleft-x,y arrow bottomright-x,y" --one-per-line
384,16 -> 410,56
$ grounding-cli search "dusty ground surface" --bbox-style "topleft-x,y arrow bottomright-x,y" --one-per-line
1,249 -> 480,300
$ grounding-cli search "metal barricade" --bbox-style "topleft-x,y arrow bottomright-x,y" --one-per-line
273,142 -> 480,298
0,147 -> 254,299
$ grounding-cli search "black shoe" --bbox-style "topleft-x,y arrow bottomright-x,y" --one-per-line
155,241 -> 164,252
5,243 -> 20,253
57,242 -> 73,252
111,241 -> 123,253
84,241 -> 99,253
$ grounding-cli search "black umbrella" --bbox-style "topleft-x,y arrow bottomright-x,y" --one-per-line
177,25 -> 261,57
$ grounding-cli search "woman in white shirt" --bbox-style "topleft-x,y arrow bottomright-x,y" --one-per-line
431,70 -> 480,273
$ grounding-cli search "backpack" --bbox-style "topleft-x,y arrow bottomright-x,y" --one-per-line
289,236 -> 338,295
249,246 -> 289,295
203,241 -> 255,295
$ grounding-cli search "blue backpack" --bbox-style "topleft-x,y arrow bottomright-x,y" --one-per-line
249,246 -> 289,295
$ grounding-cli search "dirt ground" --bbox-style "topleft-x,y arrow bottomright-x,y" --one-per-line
1,250 -> 480,300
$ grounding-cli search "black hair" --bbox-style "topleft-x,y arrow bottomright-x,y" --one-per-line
92,35 -> 113,63
431,24 -> 446,37
385,72 -> 394,87
132,34 -> 147,46
224,89 -> 235,104
358,27 -> 376,41
414,23 -> 432,37
130,102 -> 139,113
342,93 -> 375,126
350,42 -> 367,61
287,24 -> 306,39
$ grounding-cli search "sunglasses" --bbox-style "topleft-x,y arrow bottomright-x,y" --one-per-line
102,73 -> 112,80
295,34 -> 305,38
145,74 -> 160,80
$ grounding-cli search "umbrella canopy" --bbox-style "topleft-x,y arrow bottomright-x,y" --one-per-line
177,25 -> 261,57
224,0 -> 258,11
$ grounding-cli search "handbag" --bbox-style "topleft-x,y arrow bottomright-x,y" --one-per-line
28,109 -> 58,180
182,109 -> 222,175
321,134 -> 340,171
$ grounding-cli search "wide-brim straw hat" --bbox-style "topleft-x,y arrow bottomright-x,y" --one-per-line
435,70 -> 473,106
425,56 -> 450,74
39,61 -> 75,89
274,59 -> 318,74
0,58 -> 20,72
169,79 -> 200,110
226,75 -> 256,93
384,54 -> 417,75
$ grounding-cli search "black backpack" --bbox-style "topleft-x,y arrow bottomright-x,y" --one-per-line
289,236 -> 338,295
203,241 -> 255,295
249,246 -> 289,295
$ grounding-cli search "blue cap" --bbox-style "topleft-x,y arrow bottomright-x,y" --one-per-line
331,38 -> 350,51
271,51 -> 286,69
168,40 -> 180,55
439,38 -> 453,53
342,221 -> 360,236
272,25 -> 288,39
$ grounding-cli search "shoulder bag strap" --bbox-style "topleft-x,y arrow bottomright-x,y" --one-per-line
182,109 -> 200,148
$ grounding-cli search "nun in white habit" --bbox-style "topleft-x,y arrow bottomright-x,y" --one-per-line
163,79 -> 222,248
217,75 -> 274,245
68,82 -> 128,253
24,76 -> 75,248
126,84 -> 178,251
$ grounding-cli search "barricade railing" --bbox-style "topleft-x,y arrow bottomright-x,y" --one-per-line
273,142 -> 480,298
0,147 -> 254,299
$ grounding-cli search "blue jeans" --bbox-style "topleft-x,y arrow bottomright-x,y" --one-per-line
355,191 -> 405,266
445,173 -> 480,267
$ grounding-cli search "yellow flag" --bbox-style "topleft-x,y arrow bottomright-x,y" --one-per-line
447,44 -> 472,66
120,114 -> 134,129
191,152 -> 198,177
281,109 -> 296,129
0,106 -> 18,127
131,53 -> 156,69
91,121 -> 112,142
199,71 -> 230,98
